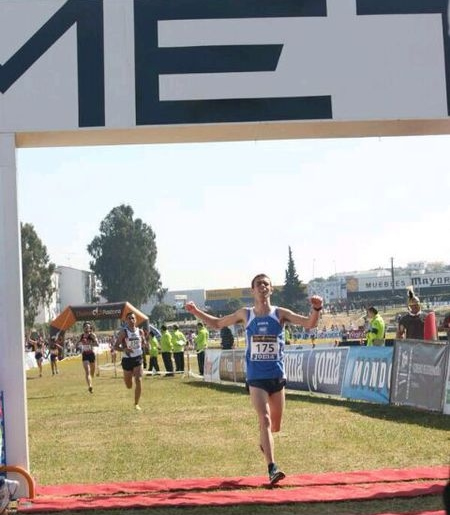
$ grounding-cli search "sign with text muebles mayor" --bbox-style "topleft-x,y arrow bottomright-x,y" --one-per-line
1,0 -> 450,147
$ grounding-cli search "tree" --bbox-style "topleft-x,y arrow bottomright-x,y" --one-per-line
155,284 -> 168,303
224,298 -> 244,314
87,205 -> 161,306
275,247 -> 308,313
21,223 -> 55,329
150,303 -> 176,325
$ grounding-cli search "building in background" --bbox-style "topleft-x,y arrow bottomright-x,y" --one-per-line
35,261 -> 450,326
140,289 -> 206,318
34,270 -> 61,325
56,266 -> 98,308
35,266 -> 99,324
308,277 -> 347,304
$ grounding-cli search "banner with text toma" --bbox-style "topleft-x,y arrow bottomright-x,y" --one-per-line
205,342 -> 449,414
1,0 -> 450,147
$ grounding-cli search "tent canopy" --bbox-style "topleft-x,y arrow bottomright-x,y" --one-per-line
49,301 -> 153,338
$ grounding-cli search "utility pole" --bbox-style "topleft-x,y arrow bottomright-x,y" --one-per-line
390,257 -> 395,300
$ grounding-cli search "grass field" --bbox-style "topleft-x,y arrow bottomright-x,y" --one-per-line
26,351 -> 449,514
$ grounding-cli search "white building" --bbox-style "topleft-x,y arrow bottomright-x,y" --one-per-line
140,289 -> 206,316
34,270 -> 60,325
308,277 -> 347,304
56,266 -> 98,308
35,266 -> 98,324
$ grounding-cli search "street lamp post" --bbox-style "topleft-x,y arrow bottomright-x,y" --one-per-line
390,257 -> 395,304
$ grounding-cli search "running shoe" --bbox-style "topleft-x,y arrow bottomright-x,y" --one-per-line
88,386 -> 93,393
269,465 -> 286,486
135,404 -> 142,411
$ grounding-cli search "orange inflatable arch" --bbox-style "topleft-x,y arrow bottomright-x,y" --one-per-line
49,301 -> 151,340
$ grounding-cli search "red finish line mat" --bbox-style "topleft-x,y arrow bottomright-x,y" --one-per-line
18,465 -> 448,513
375,512 -> 444,515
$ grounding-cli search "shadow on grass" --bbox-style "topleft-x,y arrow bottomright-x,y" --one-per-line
285,391 -> 449,430
186,380 -> 449,430
186,380 -> 248,396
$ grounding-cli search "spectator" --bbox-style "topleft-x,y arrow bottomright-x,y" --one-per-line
160,325 -> 174,377
365,306 -> 386,346
220,326 -> 235,349
186,329 -> 194,350
147,330 -> 160,375
194,322 -> 209,375
341,325 -> 349,344
109,335 -> 117,366
310,331 -> 316,348
438,312 -> 450,342
172,324 -> 187,373
141,329 -> 150,370
396,287 -> 426,340
284,325 -> 292,345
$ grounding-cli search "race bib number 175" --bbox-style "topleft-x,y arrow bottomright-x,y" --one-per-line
250,335 -> 278,361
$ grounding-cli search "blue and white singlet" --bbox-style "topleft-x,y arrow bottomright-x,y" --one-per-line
245,307 -> 285,381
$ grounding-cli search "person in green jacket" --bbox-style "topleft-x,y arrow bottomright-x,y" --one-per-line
147,330 -> 160,374
194,322 -> 209,375
160,325 -> 174,376
365,306 -> 385,346
172,324 -> 187,373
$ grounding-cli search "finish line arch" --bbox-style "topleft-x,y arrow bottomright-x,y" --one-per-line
48,301 -> 151,340
1,0 -> 450,496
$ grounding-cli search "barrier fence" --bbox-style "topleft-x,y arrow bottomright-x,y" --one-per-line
204,340 -> 450,414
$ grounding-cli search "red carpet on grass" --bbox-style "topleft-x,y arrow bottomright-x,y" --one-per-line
18,465 -> 448,513
376,512 -> 444,515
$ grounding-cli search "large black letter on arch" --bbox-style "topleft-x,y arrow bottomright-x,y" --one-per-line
356,0 -> 450,117
0,0 -> 104,128
134,0 -> 331,126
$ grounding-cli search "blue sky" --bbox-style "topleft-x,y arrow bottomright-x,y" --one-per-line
16,134 -> 450,291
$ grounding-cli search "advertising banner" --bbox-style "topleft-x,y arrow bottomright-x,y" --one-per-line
219,350 -> 246,384
24,352 -> 38,371
354,272 -> 450,293
203,349 -> 221,383
233,350 -> 246,384
1,0 -> 450,145
442,349 -> 450,415
285,350 -> 311,391
219,351 -> 236,382
342,347 -> 393,404
391,340 -> 449,412
307,347 -> 349,396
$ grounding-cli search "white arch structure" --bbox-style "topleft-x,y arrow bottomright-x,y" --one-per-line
1,0 -> 450,495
